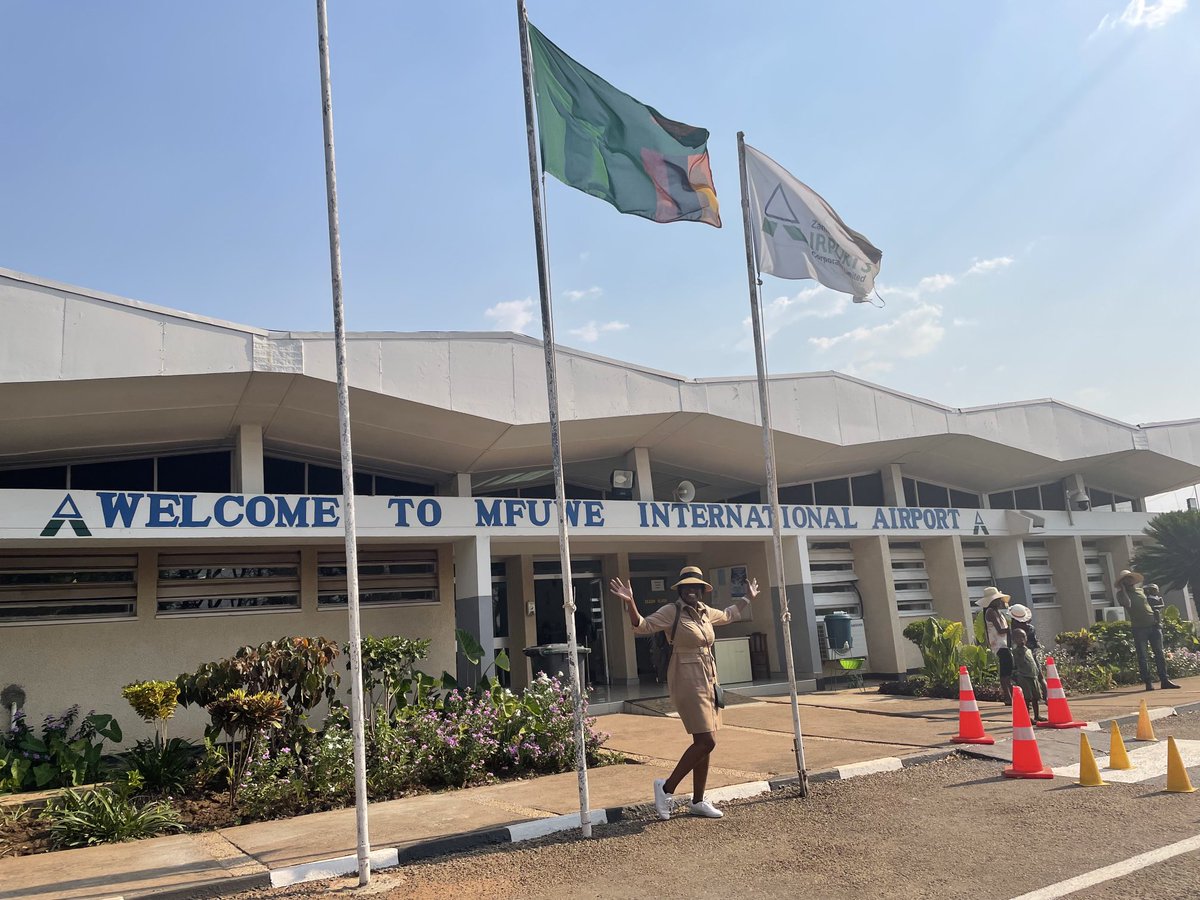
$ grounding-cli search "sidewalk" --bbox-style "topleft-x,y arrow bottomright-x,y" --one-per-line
4,676 -> 1198,900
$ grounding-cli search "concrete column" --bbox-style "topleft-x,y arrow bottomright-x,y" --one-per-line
299,547 -> 319,611
233,423 -> 264,493
881,465 -> 905,507
850,536 -> 906,676
453,535 -> 494,687
602,552 -> 639,684
924,536 -> 972,635
1046,536 -> 1090,631
136,550 -> 158,622
626,447 -> 654,501
987,536 -> 1031,606
505,556 -> 537,690
766,536 -> 821,680
443,473 -> 472,497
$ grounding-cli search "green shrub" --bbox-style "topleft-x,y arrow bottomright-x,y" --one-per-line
121,681 -> 180,746
41,774 -> 182,848
1,706 -> 122,792
205,690 -> 287,809
902,618 -> 963,690
122,738 -> 200,793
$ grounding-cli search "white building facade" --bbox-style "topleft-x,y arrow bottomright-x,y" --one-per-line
3,267 -> 1199,740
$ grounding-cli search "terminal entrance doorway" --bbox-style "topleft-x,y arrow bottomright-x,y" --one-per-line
532,559 -> 607,687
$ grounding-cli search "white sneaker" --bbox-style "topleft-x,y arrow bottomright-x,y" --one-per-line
653,778 -> 673,820
689,799 -> 724,818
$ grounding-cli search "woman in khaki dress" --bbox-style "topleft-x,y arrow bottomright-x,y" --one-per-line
609,565 -> 758,820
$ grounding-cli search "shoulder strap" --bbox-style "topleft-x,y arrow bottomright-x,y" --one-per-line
667,601 -> 683,645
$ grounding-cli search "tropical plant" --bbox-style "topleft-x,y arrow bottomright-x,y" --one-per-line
122,738 -> 199,793
177,637 -> 340,745
204,690 -> 287,809
352,635 -> 431,729
121,681 -> 180,746
40,772 -> 182,848
444,628 -> 511,690
902,617 -> 964,690
958,643 -> 998,688
0,706 -> 122,792
1134,509 -> 1200,594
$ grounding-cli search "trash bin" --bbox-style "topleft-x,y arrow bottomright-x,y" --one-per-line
823,612 -> 854,653
523,643 -> 591,681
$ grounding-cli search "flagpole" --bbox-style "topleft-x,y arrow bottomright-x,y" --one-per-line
737,131 -> 808,797
517,0 -> 593,838
316,0 -> 372,882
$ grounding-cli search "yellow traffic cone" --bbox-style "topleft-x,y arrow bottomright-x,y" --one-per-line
1077,733 -> 1107,786
1165,737 -> 1196,793
1136,700 -> 1157,742
1108,722 -> 1132,770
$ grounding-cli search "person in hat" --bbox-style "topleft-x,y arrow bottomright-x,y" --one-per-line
1011,627 -> 1043,723
609,565 -> 759,820
980,586 -> 1013,704
1115,570 -> 1180,690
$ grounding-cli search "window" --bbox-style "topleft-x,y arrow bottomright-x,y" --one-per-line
0,452 -> 233,493
71,458 -> 154,491
950,489 -> 981,509
850,473 -> 886,506
807,541 -> 860,616
263,456 -> 435,497
778,483 -> 814,505
1023,541 -> 1057,606
779,472 -> 886,507
157,552 -> 300,615
318,549 -> 439,608
889,541 -> 933,614
962,541 -> 995,609
0,554 -> 137,624
0,465 -> 67,489
814,478 -> 852,506
157,452 -> 232,493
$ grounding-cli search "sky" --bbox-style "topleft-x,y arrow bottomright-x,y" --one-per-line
2,1 -> 1197,507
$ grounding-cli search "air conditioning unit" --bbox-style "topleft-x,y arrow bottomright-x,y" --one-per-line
1100,606 -> 1126,623
816,618 -> 867,661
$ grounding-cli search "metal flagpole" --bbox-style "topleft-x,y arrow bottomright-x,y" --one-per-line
736,131 -> 808,797
315,0 -> 372,882
516,0 -> 593,837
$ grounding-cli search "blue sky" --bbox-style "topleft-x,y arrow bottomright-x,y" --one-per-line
2,1 -> 1197,503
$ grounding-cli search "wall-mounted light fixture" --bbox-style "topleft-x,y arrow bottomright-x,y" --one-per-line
610,469 -> 635,501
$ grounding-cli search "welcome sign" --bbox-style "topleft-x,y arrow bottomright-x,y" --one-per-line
0,490 -> 1019,541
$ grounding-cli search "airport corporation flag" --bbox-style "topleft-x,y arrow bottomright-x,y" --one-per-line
743,143 -> 881,296
527,23 -> 721,227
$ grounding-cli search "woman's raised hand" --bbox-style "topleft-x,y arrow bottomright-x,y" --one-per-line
609,577 -> 634,603
746,577 -> 760,600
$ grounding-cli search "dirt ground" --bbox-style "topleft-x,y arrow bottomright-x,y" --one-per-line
221,711 -> 1200,900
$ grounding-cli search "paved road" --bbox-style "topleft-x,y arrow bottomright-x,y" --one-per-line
231,712 -> 1200,900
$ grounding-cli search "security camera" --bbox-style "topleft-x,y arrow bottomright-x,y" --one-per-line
1067,489 -> 1091,512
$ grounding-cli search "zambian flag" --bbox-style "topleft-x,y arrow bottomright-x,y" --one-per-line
527,23 -> 721,228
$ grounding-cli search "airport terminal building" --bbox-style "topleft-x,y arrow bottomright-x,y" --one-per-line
3,267 -> 1199,739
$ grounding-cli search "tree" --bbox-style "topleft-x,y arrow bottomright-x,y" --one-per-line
1134,510 -> 1200,593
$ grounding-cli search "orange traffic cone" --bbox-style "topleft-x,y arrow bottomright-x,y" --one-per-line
951,666 -> 996,745
1004,686 -> 1055,779
1036,657 -> 1086,729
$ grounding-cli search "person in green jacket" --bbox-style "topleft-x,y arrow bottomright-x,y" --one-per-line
1115,569 -> 1180,691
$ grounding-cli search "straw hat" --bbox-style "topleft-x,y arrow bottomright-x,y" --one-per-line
1116,569 -> 1144,586
1009,604 -> 1032,623
671,565 -> 713,592
980,586 -> 1010,605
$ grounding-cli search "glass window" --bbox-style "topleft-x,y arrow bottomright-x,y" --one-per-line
264,457 -> 305,494
318,549 -> 439,608
850,473 -> 885,506
902,478 -> 918,506
1088,488 -> 1114,510
157,451 -> 231,493
353,472 -> 373,495
157,552 -> 300,615
1039,483 -> 1066,511
375,475 -> 435,496
0,554 -> 137,623
989,491 -> 1014,509
778,483 -> 814,505
814,478 -> 851,506
1014,486 -> 1041,509
71,458 -> 154,491
0,466 -> 68,489
949,489 -> 980,509
307,464 -> 343,495
917,482 -> 950,508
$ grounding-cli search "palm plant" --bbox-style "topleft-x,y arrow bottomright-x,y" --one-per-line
1134,510 -> 1200,593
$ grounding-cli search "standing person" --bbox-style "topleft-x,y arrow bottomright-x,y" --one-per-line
609,565 -> 758,820
1008,604 -> 1047,700
1115,570 -> 1180,691
980,586 -> 1013,705
1011,628 -> 1043,723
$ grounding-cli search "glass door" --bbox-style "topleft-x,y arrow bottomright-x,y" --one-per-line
532,560 -> 608,687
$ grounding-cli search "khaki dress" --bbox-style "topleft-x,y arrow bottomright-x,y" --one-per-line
634,600 -> 744,733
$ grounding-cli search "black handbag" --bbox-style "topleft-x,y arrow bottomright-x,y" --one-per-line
714,682 -> 726,709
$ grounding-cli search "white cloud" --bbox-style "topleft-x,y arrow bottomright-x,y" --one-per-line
569,320 -> 629,343
484,298 -> 535,333
1096,0 -> 1187,33
562,286 -> 602,302
917,273 -> 956,293
808,302 -> 946,376
952,317 -> 978,327
966,256 -> 1014,276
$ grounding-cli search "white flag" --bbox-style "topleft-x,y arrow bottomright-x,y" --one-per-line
744,143 -> 881,298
